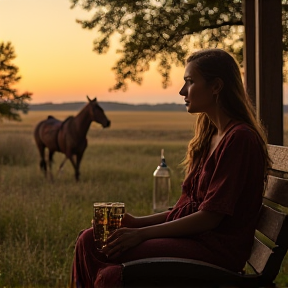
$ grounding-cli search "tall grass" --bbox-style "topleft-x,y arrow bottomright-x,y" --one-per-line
0,128 -> 187,287
0,134 -> 36,166
0,111 -> 287,287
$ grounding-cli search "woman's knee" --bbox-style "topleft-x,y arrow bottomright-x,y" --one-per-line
76,227 -> 94,247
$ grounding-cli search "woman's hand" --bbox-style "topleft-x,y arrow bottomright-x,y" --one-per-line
121,213 -> 136,228
102,227 -> 143,259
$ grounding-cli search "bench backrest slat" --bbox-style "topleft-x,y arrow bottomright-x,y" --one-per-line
264,175 -> 288,206
247,145 -> 288,283
256,204 -> 287,242
268,145 -> 288,172
248,238 -> 273,274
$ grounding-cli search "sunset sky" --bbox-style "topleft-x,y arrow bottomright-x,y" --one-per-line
0,0 -> 185,105
1,0 -> 287,105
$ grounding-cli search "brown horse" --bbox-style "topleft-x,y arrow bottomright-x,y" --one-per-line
34,96 -> 110,181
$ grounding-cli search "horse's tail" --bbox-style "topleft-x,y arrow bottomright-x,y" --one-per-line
34,121 -> 47,173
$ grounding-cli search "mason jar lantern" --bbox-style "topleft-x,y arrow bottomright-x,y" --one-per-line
153,149 -> 171,212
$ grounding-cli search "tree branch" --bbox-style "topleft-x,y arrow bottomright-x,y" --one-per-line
183,20 -> 244,36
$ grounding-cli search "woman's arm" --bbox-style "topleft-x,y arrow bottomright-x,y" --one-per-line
104,210 -> 224,258
139,210 -> 224,240
121,211 -> 170,228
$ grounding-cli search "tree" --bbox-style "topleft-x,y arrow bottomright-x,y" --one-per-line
69,0 -> 244,91
70,0 -> 288,91
0,42 -> 32,121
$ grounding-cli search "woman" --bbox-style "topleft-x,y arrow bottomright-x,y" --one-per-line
71,49 -> 270,288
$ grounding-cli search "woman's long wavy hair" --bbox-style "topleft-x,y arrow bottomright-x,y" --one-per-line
182,49 -> 270,178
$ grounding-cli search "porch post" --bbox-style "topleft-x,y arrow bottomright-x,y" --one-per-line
255,0 -> 283,145
242,0 -> 256,105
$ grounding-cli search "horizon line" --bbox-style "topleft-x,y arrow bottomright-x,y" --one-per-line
29,101 -> 185,106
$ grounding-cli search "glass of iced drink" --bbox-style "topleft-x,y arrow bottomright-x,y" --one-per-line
92,202 -> 125,249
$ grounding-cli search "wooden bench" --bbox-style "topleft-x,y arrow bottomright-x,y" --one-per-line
121,144 -> 288,287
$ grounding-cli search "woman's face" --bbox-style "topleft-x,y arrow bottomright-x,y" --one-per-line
179,61 -> 215,114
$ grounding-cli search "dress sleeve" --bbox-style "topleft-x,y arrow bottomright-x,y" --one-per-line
198,127 -> 264,216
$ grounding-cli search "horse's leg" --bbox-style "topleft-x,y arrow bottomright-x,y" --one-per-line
48,150 -> 54,182
58,157 -> 67,176
67,154 -> 83,181
75,152 -> 85,182
36,142 -> 47,178
67,155 -> 79,181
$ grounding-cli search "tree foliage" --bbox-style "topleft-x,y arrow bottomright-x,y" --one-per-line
71,0 -> 288,91
0,42 -> 32,121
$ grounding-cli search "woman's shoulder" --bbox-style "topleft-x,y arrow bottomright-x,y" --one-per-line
213,121 -> 265,163
224,121 -> 262,146
228,121 -> 257,136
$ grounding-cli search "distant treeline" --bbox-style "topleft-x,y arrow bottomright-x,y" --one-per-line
29,101 -> 288,113
29,102 -> 187,112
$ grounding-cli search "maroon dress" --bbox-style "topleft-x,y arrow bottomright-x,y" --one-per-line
71,122 -> 265,288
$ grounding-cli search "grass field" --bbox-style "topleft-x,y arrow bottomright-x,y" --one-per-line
0,111 -> 287,287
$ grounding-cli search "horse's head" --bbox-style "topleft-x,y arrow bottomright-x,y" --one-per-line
87,96 -> 111,128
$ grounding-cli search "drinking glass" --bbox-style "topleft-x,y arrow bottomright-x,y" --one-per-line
92,202 -> 125,249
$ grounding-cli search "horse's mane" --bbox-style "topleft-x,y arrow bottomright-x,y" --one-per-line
60,116 -> 74,129
63,115 -> 74,123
